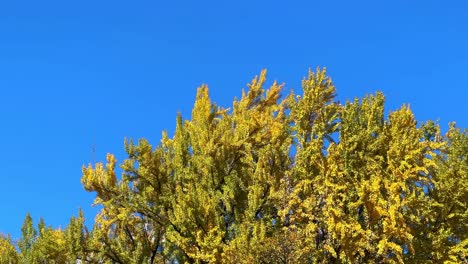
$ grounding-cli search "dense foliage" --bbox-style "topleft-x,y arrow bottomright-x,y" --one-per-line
1,68 -> 467,263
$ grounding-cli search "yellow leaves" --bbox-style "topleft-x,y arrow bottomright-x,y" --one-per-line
81,153 -> 118,202
192,226 -> 224,262
0,235 -> 19,263
35,230 -> 67,261
292,67 -> 339,148
72,67 -> 468,263
238,69 -> 268,111
192,85 -> 212,124
324,244 -> 338,258
444,238 -> 468,264
377,238 -> 405,263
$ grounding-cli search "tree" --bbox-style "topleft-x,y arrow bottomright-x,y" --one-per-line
33,219 -> 67,263
18,213 -> 37,263
408,123 -> 468,263
79,68 -> 467,263
15,211 -> 91,264
65,209 -> 90,262
4,68 -> 467,263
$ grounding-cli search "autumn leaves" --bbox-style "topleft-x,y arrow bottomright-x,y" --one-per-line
2,68 -> 466,263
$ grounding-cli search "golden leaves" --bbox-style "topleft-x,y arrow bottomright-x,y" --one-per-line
81,153 -> 117,202
6,67 -> 467,262
75,68 -> 467,262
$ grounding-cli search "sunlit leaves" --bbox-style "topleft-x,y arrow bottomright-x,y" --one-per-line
77,68 -> 464,263
4,68 -> 466,263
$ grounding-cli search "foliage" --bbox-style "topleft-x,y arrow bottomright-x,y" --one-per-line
0,234 -> 19,263
2,68 -> 467,263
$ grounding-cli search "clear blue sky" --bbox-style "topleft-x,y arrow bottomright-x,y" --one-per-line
0,1 -> 467,239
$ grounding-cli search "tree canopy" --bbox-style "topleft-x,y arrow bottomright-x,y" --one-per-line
2,68 -> 467,263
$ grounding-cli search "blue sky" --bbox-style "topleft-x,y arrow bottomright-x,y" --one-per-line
0,1 -> 466,239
